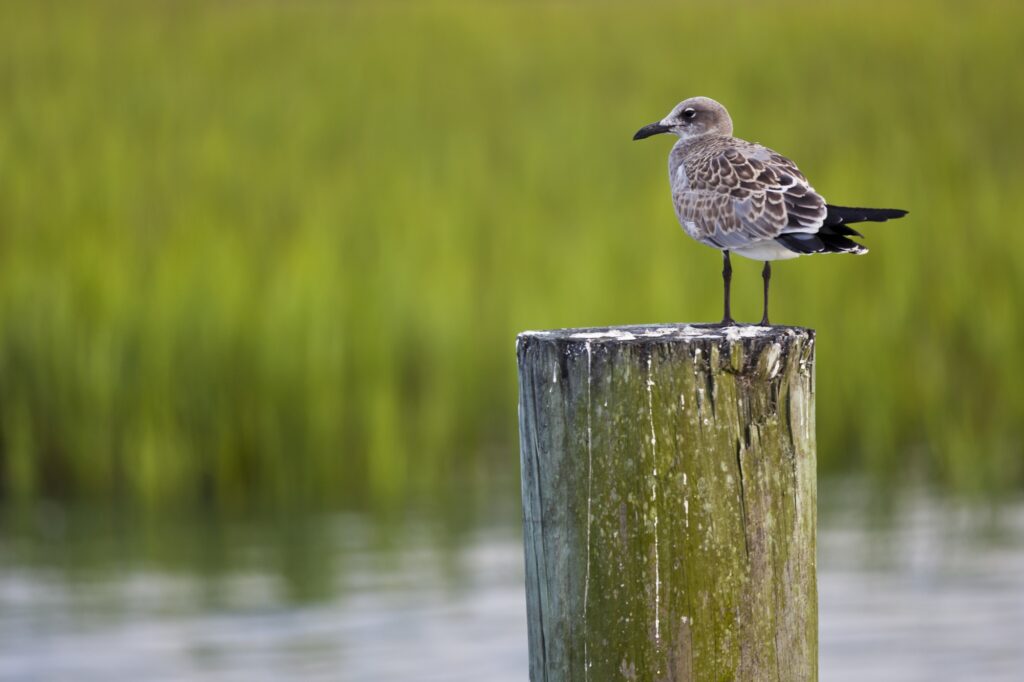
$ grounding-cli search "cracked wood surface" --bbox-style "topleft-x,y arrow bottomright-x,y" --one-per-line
517,324 -> 817,681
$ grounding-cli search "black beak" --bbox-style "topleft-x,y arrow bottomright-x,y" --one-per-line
633,122 -> 670,140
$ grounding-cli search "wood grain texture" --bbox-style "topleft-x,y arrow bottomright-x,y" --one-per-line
517,324 -> 816,681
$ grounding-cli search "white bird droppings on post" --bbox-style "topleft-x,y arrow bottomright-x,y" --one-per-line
571,329 -> 638,340
646,355 -> 661,646
583,340 -> 593,681
725,325 -> 772,342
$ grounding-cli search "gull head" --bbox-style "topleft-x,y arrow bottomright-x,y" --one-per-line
633,97 -> 734,141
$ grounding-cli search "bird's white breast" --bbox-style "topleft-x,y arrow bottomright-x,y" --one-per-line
733,240 -> 802,261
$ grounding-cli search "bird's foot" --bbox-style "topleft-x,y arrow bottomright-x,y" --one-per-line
758,316 -> 771,326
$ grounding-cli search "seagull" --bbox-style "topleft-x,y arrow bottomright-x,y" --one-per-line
633,96 -> 907,326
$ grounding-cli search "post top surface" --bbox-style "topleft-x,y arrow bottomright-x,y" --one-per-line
518,323 -> 813,344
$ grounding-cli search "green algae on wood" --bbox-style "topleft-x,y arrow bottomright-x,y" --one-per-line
517,324 -> 817,681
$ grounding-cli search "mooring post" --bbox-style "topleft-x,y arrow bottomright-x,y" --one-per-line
517,324 -> 817,681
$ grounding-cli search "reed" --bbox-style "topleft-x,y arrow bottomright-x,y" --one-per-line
0,0 -> 1021,509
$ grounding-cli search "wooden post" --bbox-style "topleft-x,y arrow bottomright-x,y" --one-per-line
517,324 -> 817,681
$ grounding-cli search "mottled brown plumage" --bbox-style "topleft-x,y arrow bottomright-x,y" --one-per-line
670,136 -> 827,252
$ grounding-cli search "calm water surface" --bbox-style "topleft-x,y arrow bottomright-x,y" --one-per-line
1,482 -> 1022,681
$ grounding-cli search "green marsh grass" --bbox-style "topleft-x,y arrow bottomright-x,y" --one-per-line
0,0 -> 1022,510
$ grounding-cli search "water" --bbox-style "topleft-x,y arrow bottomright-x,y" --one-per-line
2,484 -> 1022,681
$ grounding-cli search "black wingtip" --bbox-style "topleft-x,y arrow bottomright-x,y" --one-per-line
777,232 -> 868,255
825,205 -> 908,225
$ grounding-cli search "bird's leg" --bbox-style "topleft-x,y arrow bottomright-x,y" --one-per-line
720,250 -> 734,326
759,261 -> 771,326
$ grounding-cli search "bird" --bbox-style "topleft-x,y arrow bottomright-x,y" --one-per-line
633,96 -> 907,326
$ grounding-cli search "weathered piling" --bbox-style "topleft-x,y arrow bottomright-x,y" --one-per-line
517,324 -> 817,681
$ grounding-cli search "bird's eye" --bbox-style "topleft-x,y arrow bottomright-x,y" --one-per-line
682,108 -> 696,120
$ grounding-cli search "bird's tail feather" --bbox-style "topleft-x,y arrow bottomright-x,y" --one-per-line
777,232 -> 867,255
825,205 -> 908,225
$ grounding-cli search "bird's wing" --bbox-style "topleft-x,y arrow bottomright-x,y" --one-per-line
673,142 -> 826,249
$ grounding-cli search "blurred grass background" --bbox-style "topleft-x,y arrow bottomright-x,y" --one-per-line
0,0 -> 1021,514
